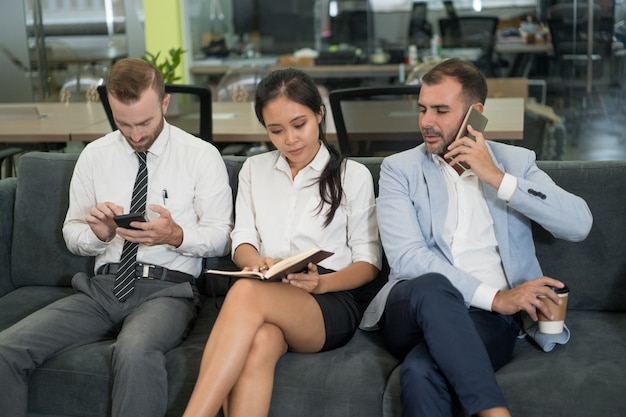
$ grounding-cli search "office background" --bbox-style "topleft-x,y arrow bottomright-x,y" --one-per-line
0,0 -> 625,161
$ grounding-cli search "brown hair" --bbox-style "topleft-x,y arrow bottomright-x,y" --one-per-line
421,58 -> 488,107
106,58 -> 165,104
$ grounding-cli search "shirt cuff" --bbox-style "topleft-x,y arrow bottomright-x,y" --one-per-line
471,283 -> 500,311
497,173 -> 518,202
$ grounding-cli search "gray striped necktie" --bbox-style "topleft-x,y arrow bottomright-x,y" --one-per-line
113,151 -> 148,301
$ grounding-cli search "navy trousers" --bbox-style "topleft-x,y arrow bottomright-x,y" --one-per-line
379,273 -> 520,417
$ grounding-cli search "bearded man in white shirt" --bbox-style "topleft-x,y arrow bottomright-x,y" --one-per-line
0,58 -> 233,417
360,58 -> 592,417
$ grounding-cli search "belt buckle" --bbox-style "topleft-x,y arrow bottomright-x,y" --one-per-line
135,263 -> 153,279
135,263 -> 167,280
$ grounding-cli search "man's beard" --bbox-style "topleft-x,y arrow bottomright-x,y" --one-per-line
124,117 -> 164,153
422,127 -> 453,157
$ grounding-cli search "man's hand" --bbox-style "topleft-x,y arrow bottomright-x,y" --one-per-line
86,202 -> 124,242
116,204 -> 184,248
445,125 -> 505,189
492,277 -> 566,321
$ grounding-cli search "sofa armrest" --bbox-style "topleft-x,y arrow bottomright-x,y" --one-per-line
0,177 -> 17,296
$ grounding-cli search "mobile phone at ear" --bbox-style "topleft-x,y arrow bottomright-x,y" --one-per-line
113,213 -> 146,230
454,106 -> 488,169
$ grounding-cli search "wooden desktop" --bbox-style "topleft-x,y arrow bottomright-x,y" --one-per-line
0,97 -> 524,146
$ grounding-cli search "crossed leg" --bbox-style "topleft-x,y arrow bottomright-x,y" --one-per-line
183,279 -> 325,417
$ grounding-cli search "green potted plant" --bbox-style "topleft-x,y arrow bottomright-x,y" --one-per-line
142,47 -> 186,84
142,47 -> 186,115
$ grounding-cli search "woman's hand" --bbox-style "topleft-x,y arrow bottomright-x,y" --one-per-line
283,263 -> 322,293
242,257 -> 277,273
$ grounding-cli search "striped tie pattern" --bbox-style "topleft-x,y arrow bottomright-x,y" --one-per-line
113,152 -> 148,301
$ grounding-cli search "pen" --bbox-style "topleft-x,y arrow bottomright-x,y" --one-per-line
162,189 -> 168,206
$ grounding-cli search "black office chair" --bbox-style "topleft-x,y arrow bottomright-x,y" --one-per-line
408,2 -> 432,49
97,84 -> 213,143
0,147 -> 23,178
328,85 -> 422,157
439,16 -> 500,76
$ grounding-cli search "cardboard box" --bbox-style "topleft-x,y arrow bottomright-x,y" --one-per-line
279,55 -> 315,67
486,78 -> 528,103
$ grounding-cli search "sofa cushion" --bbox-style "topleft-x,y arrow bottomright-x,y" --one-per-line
381,311 -> 626,417
536,160 -> 626,311
0,286 -> 73,331
12,153 -> 92,289
0,176 -> 17,296
498,310 -> 626,417
269,330 -> 398,417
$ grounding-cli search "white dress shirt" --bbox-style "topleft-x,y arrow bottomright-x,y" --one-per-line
231,145 -> 382,272
63,122 -> 233,278
434,155 -> 517,310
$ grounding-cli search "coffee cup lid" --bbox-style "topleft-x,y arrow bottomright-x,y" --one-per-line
550,285 -> 569,294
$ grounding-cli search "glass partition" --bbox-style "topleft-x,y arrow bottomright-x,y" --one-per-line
25,0 -> 128,101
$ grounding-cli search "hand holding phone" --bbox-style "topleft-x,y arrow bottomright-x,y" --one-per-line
454,106 -> 488,170
113,213 -> 147,230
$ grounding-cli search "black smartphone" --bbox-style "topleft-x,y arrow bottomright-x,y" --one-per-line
454,106 -> 488,170
113,213 -> 147,230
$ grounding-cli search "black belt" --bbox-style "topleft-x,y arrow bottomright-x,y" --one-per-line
97,262 -> 195,285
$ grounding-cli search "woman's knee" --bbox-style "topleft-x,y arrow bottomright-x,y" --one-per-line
246,324 -> 287,369
222,279 -> 265,310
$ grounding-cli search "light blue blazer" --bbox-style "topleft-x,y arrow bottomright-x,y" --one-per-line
361,141 -> 593,351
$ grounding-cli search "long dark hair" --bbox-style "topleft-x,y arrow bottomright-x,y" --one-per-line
254,68 -> 344,227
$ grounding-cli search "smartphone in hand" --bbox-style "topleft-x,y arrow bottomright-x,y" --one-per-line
113,213 -> 147,230
454,106 -> 489,170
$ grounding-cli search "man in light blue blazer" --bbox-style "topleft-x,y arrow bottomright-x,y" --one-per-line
360,59 -> 592,417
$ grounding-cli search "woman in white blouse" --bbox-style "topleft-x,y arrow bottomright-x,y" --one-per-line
183,68 -> 382,417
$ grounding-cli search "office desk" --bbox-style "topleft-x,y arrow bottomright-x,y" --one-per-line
1,98 -> 523,146
191,62 -> 403,80
32,46 -> 128,66
496,39 -> 553,77
0,102 -> 108,144
331,97 -> 524,143
73,98 -> 523,143
190,48 -> 483,81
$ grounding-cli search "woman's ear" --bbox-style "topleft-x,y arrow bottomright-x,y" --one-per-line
318,104 -> 325,124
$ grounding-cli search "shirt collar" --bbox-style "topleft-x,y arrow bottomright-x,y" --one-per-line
274,141 -> 329,174
432,153 -> 474,178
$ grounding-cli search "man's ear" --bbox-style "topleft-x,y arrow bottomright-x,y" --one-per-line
162,93 -> 171,113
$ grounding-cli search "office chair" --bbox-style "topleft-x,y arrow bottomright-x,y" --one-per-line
439,16 -> 500,76
0,147 -> 23,178
328,85 -> 422,157
407,2 -> 432,49
215,67 -> 268,103
97,84 -> 213,143
59,64 -> 107,103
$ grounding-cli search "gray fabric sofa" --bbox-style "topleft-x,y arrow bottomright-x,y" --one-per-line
1,151 -> 624,417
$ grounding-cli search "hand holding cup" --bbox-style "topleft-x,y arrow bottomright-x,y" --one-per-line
537,285 -> 570,334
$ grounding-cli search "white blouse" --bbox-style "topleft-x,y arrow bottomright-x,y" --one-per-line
231,145 -> 382,272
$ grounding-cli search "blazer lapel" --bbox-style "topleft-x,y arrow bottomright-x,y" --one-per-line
423,158 -> 454,263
